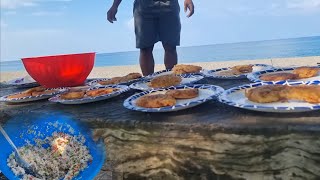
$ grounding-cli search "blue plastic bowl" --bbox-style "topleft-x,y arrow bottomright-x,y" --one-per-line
0,113 -> 105,180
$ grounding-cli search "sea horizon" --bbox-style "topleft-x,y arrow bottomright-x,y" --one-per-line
1,35 -> 319,72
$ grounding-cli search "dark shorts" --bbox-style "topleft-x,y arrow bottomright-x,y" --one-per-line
133,0 -> 181,49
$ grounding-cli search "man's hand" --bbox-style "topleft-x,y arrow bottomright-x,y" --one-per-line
184,0 -> 194,18
107,6 -> 118,23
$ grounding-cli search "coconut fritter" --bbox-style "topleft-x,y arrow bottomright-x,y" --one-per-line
293,67 -> 319,79
7,86 -> 55,99
86,88 -> 118,97
165,89 -> 199,99
31,89 -> 57,96
124,73 -> 142,80
279,85 -> 320,104
60,91 -> 85,100
98,77 -> 122,85
148,74 -> 182,88
7,92 -> 32,99
135,94 -> 176,108
98,73 -> 142,85
260,73 -> 298,81
245,85 -> 287,103
172,64 -> 202,75
24,86 -> 46,94
231,65 -> 254,73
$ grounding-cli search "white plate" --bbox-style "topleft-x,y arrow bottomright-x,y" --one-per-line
143,69 -> 173,80
0,88 -> 69,103
129,74 -> 204,91
124,84 -> 224,112
247,66 -> 320,83
144,69 -> 203,80
5,76 -> 39,88
218,81 -> 320,113
202,64 -> 274,80
49,85 -> 130,104
86,77 -> 143,87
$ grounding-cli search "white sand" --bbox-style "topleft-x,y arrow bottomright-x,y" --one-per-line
1,56 -> 319,82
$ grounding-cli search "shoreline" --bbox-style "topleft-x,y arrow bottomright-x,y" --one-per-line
1,56 -> 319,82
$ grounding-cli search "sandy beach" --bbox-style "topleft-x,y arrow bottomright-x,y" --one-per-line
1,56 -> 319,82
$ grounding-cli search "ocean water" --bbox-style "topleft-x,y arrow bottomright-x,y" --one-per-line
1,36 -> 319,72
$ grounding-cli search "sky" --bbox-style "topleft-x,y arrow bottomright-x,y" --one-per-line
0,0 -> 320,62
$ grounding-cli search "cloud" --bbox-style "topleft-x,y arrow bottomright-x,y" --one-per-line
0,0 -> 36,9
286,0 -> 320,9
0,0 -> 72,9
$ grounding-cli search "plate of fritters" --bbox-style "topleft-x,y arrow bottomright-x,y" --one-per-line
124,84 -> 224,112
0,86 -> 68,103
218,81 -> 320,113
202,64 -> 274,79
144,64 -> 203,79
49,85 -> 130,104
86,73 -> 142,86
247,66 -> 320,83
129,74 -> 204,91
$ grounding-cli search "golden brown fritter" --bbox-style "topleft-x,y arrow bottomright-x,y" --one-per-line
7,92 -> 32,99
148,74 -> 182,88
60,91 -> 85,100
86,88 -> 118,97
172,64 -> 202,75
293,67 -> 319,79
165,89 -> 199,99
260,73 -> 298,81
279,85 -> 320,104
98,77 -> 122,85
24,86 -> 46,94
135,94 -> 176,108
31,89 -> 57,96
7,86 -> 53,99
245,85 -> 287,103
231,65 -> 254,73
98,73 -> 142,85
124,73 -> 142,80
217,70 -> 243,76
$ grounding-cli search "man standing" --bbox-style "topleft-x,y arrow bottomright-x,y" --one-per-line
107,0 -> 194,76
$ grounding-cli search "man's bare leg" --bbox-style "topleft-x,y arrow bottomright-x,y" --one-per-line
163,43 -> 178,70
139,45 -> 155,76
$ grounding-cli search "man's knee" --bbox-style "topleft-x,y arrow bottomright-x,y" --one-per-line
162,43 -> 176,53
140,46 -> 154,54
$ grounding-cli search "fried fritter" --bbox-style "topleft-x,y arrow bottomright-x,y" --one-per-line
135,94 -> 176,108
124,73 -> 142,80
98,73 -> 142,85
7,92 -> 32,99
165,89 -> 199,99
60,91 -> 85,100
245,85 -> 287,103
293,67 -> 319,79
279,85 -> 320,104
232,65 -> 254,73
217,70 -> 243,76
31,89 -> 57,96
86,88 -> 118,97
98,77 -> 122,85
24,86 -> 46,94
172,64 -> 202,75
260,73 -> 298,81
148,74 -> 182,88
7,86 -> 58,99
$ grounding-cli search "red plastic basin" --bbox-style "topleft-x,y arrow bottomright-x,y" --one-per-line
22,52 -> 95,88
